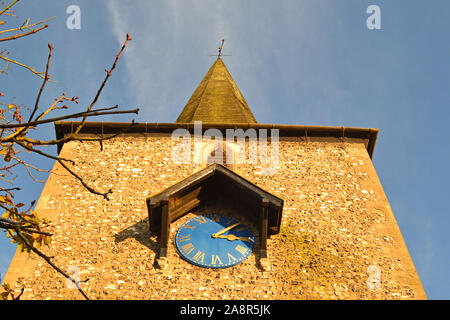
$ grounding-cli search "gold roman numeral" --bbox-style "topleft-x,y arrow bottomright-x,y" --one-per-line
178,234 -> 191,242
227,253 -> 238,264
192,216 -> 207,224
181,243 -> 194,255
192,250 -> 205,264
235,244 -> 248,255
209,214 -> 221,223
211,254 -> 223,266
183,224 -> 195,230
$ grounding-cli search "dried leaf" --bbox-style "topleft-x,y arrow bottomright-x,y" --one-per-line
3,153 -> 11,162
44,235 -> 52,245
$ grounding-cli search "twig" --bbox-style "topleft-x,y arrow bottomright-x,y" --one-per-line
0,24 -> 48,42
0,17 -> 55,35
14,140 -> 75,165
56,158 -> 112,200
0,187 -> 20,192
0,55 -> 45,79
28,43 -> 53,123
0,107 -> 139,130
0,219 -> 52,236
13,287 -> 24,300
72,33 -> 132,137
0,0 -> 20,16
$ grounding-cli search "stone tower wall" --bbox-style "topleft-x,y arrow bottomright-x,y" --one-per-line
3,134 -> 426,299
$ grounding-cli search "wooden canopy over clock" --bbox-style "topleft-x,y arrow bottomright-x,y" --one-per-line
146,164 -> 284,262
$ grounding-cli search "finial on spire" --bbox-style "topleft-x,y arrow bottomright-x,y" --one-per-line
208,39 -> 232,59
218,38 -> 224,58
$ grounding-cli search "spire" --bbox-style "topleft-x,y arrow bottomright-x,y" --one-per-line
176,56 -> 257,124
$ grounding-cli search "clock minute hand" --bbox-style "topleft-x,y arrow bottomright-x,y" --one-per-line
212,222 -> 241,238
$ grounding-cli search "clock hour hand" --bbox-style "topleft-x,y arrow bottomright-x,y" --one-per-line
211,222 -> 240,238
215,234 -> 253,242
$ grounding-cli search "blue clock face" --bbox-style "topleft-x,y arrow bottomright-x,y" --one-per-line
175,213 -> 255,268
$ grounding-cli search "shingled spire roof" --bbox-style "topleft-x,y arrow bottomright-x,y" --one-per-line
176,57 -> 257,124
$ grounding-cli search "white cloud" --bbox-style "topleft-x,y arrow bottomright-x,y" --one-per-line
106,1 -> 244,121
105,0 -> 317,122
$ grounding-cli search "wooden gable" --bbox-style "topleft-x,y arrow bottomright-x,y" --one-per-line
146,163 -> 284,260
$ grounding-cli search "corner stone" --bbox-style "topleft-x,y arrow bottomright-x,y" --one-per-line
156,257 -> 169,270
259,258 -> 271,272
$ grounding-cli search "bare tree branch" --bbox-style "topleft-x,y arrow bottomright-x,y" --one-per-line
0,106 -> 139,130
0,17 -> 54,35
0,23 -> 48,42
0,0 -> 20,16
0,2 -> 137,299
28,42 -> 53,123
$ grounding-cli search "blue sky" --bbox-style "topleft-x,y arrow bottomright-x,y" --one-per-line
1,0 -> 449,299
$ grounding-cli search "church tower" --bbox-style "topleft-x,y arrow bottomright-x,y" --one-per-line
2,53 -> 426,299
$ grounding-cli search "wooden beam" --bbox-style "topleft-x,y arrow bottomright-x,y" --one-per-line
170,198 -> 200,222
260,198 -> 269,258
160,197 -> 169,258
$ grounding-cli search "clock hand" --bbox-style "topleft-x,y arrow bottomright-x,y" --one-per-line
215,234 -> 253,242
211,222 -> 240,238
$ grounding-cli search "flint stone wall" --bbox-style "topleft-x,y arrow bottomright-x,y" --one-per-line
3,134 -> 426,299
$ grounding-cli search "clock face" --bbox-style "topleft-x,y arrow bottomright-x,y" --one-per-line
175,213 -> 255,268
